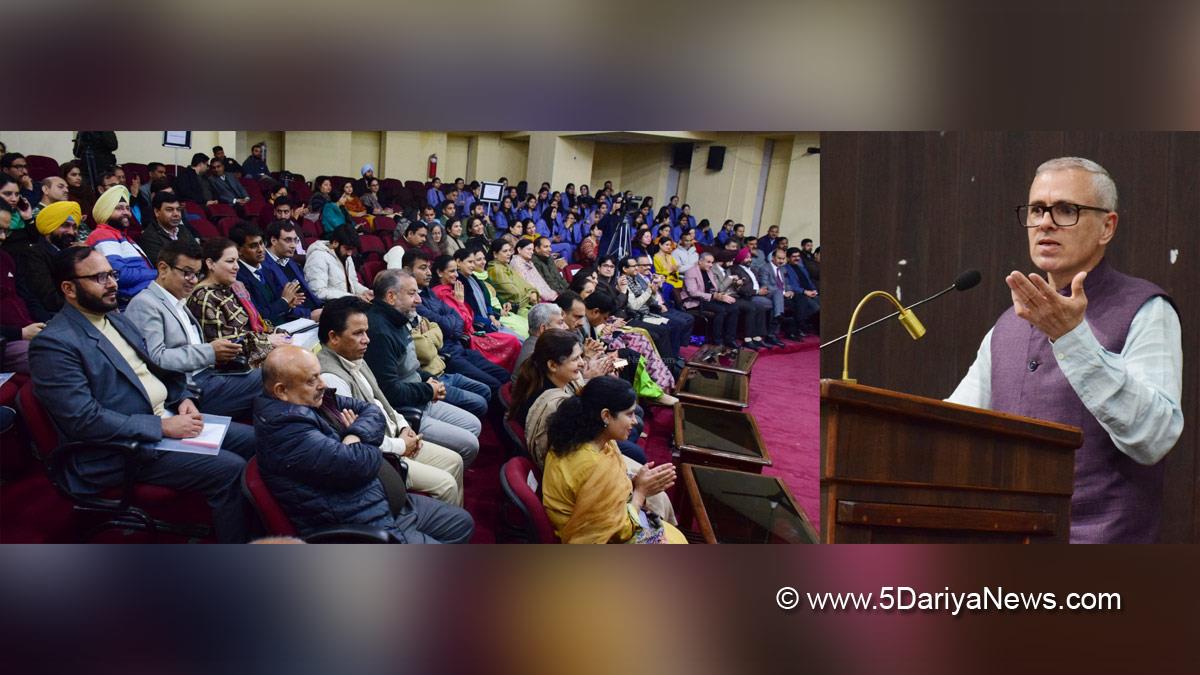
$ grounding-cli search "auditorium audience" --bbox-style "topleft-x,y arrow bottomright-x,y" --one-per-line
317,297 -> 465,506
0,139 -> 814,544
456,246 -> 528,338
0,210 -> 43,372
511,302 -> 567,381
85,186 -> 155,306
304,225 -> 373,301
405,249 -> 509,400
242,143 -> 269,178
254,346 -> 473,543
511,238 -> 558,302
139,191 -> 198,265
207,156 -> 250,208
487,239 -> 539,315
682,252 -> 739,352
125,240 -> 261,420
359,177 -> 394,217
230,222 -> 306,325
175,153 -> 217,207
188,237 -> 290,369
542,377 -> 683,544
262,220 -> 322,320
30,246 -> 253,543
362,269 -> 481,466
18,202 -> 79,318
431,255 -> 521,371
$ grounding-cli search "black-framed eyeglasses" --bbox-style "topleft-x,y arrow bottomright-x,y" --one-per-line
73,270 -> 121,284
170,265 -> 200,281
1015,202 -> 1110,228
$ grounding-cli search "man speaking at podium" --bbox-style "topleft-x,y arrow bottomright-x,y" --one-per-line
947,157 -> 1183,544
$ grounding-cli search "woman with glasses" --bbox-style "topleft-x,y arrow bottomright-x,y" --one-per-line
187,237 -> 290,369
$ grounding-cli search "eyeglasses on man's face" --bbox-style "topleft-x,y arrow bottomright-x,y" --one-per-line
171,265 -> 200,281
1015,201 -> 1111,228
74,270 -> 121,285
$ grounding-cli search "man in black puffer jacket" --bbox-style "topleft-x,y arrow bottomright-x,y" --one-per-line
253,345 -> 473,543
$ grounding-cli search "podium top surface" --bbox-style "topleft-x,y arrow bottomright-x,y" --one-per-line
820,379 -> 1082,449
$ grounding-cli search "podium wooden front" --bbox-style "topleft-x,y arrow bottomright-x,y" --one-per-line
820,379 -> 1082,544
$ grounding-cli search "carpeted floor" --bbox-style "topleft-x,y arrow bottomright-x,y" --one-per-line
0,338 -> 820,543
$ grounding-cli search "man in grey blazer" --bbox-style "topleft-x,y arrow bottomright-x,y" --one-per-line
124,239 -> 262,420
29,246 -> 254,542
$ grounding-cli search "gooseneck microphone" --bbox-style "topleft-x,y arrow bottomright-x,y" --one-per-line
820,270 -> 982,350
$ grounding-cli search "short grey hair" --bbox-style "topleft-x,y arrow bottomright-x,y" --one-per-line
1035,156 -> 1119,211
528,302 -> 562,335
373,268 -> 413,298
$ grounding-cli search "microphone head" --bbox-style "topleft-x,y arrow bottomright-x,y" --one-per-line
954,269 -> 982,291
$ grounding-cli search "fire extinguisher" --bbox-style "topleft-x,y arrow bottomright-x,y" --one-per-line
427,154 -> 438,179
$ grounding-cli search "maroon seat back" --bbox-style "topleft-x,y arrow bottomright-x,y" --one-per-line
191,218 -> 222,240
241,456 -> 300,537
499,457 -> 558,544
16,382 -> 58,459
357,234 -> 386,260
359,260 -> 385,286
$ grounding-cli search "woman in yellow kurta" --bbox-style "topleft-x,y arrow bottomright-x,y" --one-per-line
542,377 -> 686,544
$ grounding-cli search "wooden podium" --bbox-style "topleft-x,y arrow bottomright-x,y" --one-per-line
821,379 -> 1083,544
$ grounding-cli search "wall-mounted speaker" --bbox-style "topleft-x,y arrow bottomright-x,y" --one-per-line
671,143 -> 694,169
707,145 -> 726,171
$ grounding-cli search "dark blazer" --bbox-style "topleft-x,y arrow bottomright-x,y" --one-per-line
207,174 -> 248,204
28,305 -> 188,493
261,253 -> 321,319
174,168 -> 213,204
236,263 -> 292,325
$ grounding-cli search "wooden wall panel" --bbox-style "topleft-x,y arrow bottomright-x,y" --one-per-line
820,132 -> 1198,542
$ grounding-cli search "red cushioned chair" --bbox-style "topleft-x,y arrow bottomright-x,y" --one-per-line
242,199 -> 268,224
562,264 -> 582,282
217,216 -> 241,237
207,203 -> 238,221
241,457 -> 394,543
498,381 -> 513,411
239,176 -> 265,200
26,155 -> 62,182
357,234 -> 386,261
503,415 -> 529,459
372,215 -> 397,237
182,200 -> 207,220
498,456 -> 558,544
190,218 -> 221,240
16,382 -> 212,542
359,260 -> 385,287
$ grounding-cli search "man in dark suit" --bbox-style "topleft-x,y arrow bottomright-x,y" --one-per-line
28,246 -> 253,542
781,247 -> 819,337
262,220 -> 322,320
229,222 -> 306,325
174,153 -> 216,207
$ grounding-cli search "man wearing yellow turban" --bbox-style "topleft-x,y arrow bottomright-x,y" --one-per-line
8,201 -> 84,316
84,185 -> 156,305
